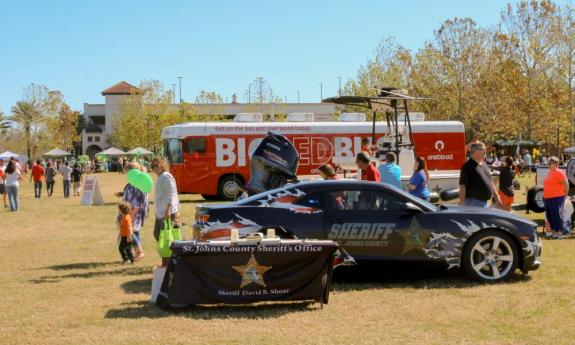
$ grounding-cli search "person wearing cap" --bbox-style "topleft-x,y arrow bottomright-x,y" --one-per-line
356,152 -> 380,182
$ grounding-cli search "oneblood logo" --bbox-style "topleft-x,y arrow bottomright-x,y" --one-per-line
428,140 -> 453,161
435,140 -> 445,152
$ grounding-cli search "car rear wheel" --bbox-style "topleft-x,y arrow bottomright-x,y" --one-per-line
463,230 -> 518,282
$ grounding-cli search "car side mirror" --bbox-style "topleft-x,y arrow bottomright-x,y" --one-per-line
403,202 -> 423,214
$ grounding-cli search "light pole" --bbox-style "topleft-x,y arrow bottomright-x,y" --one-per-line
297,91 -> 300,103
177,77 -> 183,103
171,83 -> 176,103
337,76 -> 342,96
319,83 -> 323,101
248,83 -> 252,103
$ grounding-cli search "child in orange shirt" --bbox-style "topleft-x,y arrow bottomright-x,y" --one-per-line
118,201 -> 135,264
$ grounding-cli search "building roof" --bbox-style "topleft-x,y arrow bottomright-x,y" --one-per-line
101,81 -> 140,96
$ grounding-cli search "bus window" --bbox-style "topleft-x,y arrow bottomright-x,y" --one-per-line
184,138 -> 206,154
163,139 -> 183,164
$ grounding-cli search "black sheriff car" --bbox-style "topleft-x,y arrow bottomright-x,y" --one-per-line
193,180 -> 541,282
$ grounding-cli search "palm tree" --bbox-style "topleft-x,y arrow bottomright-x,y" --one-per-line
0,111 -> 12,135
11,101 -> 42,158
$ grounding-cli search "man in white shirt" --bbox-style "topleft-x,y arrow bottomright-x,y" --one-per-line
61,161 -> 73,198
523,150 -> 532,177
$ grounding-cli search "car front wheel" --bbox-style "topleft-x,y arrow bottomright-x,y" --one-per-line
463,230 -> 518,282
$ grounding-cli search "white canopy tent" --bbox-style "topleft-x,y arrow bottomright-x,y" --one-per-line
97,147 -> 127,156
127,147 -> 154,156
43,148 -> 72,157
564,146 -> 575,154
0,150 -> 20,159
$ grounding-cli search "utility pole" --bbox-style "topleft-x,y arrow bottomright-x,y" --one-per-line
258,79 -> 263,104
177,77 -> 183,103
171,84 -> 176,103
337,76 -> 342,96
319,82 -> 323,101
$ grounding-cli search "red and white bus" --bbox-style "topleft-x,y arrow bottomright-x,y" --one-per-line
162,117 -> 466,199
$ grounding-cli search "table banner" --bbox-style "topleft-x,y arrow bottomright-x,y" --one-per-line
157,240 -> 338,307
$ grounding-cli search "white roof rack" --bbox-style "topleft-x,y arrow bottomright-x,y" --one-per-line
287,113 -> 314,122
233,113 -> 263,122
339,112 -> 366,122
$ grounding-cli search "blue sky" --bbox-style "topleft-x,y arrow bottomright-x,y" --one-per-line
0,0 -> 568,114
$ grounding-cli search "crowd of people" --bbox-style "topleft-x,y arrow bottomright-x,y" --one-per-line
0,157 -> 84,212
333,147 -> 434,202
90,156 -> 151,174
0,153 -> 181,266
487,150 -> 534,178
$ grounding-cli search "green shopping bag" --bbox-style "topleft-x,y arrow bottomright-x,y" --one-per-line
156,219 -> 182,258
169,219 -> 182,241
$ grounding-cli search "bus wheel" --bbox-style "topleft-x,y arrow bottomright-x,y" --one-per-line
218,175 -> 243,201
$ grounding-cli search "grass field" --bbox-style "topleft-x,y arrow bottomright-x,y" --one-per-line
1,172 -> 574,345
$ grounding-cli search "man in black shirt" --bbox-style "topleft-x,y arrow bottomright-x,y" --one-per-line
71,163 -> 83,196
459,142 -> 500,207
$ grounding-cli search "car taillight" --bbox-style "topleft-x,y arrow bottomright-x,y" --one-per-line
195,214 -> 210,222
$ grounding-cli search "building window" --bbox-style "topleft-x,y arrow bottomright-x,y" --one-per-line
95,137 -> 100,142
88,136 -> 93,142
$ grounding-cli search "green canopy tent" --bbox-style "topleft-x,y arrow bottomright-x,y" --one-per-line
127,147 -> 154,156
96,147 -> 127,157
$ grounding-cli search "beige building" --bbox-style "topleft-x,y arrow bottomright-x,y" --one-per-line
82,81 -> 341,157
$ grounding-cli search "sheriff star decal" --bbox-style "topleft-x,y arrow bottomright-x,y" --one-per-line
399,216 -> 431,254
233,255 -> 272,288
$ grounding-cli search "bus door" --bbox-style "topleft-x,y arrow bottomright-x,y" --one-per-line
181,137 -> 212,195
163,138 -> 185,192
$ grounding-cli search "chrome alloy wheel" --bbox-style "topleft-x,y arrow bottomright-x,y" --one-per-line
469,236 -> 515,281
